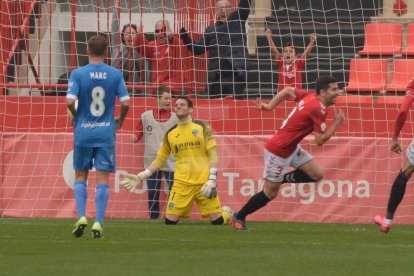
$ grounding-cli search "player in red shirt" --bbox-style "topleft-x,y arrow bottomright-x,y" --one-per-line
265,29 -> 316,92
229,76 -> 345,230
375,78 -> 414,234
135,20 -> 193,95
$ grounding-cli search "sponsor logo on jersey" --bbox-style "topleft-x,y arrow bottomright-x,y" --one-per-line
174,141 -> 202,153
80,121 -> 111,128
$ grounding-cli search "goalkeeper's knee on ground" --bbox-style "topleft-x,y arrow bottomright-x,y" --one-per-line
165,218 -> 178,225
211,216 -> 224,225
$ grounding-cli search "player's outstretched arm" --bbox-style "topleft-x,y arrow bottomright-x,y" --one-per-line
120,164 -> 160,192
254,86 -> 295,111
122,132 -> 169,191
120,170 -> 150,192
391,94 -> 414,154
300,33 -> 316,60
314,109 -> 345,146
265,29 -> 281,60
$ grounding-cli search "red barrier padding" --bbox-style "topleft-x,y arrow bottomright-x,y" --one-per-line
0,95 -> 409,138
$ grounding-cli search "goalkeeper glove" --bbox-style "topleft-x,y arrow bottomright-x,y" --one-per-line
120,169 -> 152,192
201,168 -> 217,198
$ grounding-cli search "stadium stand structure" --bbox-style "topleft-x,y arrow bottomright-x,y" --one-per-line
343,58 -> 388,93
401,23 -> 414,56
0,0 -> 386,97
386,58 -> 414,92
250,0 -> 381,97
358,23 -> 403,56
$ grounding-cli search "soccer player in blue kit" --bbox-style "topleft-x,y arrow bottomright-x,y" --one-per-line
66,34 -> 130,238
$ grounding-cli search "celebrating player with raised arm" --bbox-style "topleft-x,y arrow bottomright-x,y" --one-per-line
265,29 -> 316,92
67,34 -> 130,238
121,96 -> 233,225
375,78 -> 414,234
230,76 -> 345,230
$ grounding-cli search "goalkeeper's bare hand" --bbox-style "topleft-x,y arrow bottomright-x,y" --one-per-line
201,180 -> 217,199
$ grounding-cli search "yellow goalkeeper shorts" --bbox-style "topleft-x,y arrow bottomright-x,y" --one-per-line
166,181 -> 222,218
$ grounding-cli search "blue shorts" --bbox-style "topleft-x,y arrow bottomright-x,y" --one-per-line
73,146 -> 116,172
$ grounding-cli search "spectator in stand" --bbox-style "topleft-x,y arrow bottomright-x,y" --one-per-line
180,0 -> 252,99
111,0 -> 150,95
55,71 -> 71,96
42,71 -> 71,96
135,20 -> 193,96
130,86 -> 178,219
265,29 -> 316,92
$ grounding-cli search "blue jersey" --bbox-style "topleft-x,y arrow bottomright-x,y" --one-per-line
67,63 -> 130,147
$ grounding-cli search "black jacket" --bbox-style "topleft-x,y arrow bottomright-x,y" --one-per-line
181,0 -> 251,83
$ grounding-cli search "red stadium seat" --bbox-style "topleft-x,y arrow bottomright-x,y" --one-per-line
401,23 -> 414,56
344,59 -> 387,93
386,59 -> 414,92
358,23 -> 402,56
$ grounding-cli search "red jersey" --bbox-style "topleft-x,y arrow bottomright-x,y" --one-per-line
136,34 -> 193,87
407,77 -> 414,91
392,77 -> 414,137
277,57 -> 304,92
265,88 -> 327,158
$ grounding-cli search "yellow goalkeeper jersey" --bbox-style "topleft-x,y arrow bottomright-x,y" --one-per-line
152,119 -> 217,185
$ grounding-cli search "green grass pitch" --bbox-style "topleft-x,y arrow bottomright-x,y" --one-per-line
0,218 -> 413,275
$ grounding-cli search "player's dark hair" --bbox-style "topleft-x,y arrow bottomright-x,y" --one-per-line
315,76 -> 337,95
87,35 -> 108,57
155,86 -> 172,98
283,42 -> 297,55
175,96 -> 193,108
121,23 -> 138,45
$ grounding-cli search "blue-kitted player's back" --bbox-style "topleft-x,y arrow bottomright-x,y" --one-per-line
67,63 -> 129,147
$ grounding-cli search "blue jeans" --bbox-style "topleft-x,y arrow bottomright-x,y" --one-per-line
147,170 -> 174,219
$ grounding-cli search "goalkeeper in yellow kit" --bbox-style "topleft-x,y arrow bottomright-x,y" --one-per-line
121,96 -> 233,224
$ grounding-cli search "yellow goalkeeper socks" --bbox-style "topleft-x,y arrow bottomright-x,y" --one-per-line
221,211 -> 230,224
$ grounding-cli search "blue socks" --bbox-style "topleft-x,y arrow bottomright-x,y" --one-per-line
95,184 -> 109,225
74,181 -> 87,219
74,182 -> 109,225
